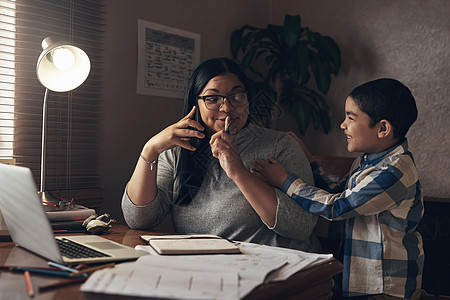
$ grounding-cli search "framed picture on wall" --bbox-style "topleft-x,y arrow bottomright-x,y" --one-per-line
136,19 -> 201,98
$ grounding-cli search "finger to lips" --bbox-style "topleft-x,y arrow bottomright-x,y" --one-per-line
225,116 -> 231,133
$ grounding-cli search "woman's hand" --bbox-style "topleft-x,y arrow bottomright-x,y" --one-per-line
209,116 -> 246,179
142,106 -> 205,159
127,107 -> 205,206
251,156 -> 290,188
210,117 -> 278,226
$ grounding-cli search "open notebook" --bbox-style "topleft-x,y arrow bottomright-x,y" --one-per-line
141,234 -> 241,255
0,163 -> 146,264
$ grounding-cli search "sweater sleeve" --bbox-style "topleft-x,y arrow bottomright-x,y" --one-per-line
121,149 -> 177,229
266,134 -> 319,241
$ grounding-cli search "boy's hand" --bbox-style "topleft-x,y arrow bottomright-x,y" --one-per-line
251,156 -> 289,188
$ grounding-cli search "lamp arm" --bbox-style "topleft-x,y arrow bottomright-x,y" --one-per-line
40,88 -> 49,193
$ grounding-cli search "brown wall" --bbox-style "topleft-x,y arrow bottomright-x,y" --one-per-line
102,0 -> 450,224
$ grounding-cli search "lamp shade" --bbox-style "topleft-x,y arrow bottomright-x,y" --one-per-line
36,37 -> 90,92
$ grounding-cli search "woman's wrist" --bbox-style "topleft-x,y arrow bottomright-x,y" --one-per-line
139,153 -> 158,171
228,165 -> 252,183
141,142 -> 161,161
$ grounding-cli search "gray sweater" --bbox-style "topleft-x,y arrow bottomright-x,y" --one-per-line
122,124 -> 321,252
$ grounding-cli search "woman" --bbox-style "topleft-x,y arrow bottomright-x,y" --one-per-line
122,57 -> 321,252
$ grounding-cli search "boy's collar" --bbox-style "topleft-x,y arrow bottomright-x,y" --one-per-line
362,138 -> 408,164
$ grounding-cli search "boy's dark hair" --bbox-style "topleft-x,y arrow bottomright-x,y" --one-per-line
349,78 -> 418,138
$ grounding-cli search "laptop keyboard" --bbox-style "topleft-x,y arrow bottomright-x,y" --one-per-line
56,238 -> 111,259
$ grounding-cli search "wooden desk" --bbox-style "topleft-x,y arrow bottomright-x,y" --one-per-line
0,224 -> 343,299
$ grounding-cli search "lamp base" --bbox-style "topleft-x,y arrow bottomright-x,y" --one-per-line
38,191 -> 61,212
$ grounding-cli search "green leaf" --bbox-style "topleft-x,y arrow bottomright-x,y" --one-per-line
319,110 -> 333,133
322,36 -> 341,74
265,25 -> 282,46
313,33 -> 341,75
312,54 -> 330,94
283,15 -> 301,48
242,31 -> 258,51
265,54 -> 276,68
241,48 -> 256,70
295,43 -> 310,85
294,99 -> 311,135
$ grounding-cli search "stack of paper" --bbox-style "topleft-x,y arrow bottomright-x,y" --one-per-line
81,237 -> 333,300
45,204 -> 95,222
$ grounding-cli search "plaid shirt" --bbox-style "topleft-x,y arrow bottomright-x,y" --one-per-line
281,140 -> 424,298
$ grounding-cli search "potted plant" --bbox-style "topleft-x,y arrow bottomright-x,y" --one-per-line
230,14 -> 341,135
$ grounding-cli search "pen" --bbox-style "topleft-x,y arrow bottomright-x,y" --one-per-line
48,261 -> 78,273
24,270 -> 35,297
12,267 -> 83,278
69,262 -> 115,277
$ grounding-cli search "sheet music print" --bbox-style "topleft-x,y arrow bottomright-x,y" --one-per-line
137,19 -> 200,98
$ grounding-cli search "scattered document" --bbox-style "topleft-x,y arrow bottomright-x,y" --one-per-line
237,242 -> 333,282
81,261 -> 239,300
81,238 -> 334,299
136,251 -> 288,297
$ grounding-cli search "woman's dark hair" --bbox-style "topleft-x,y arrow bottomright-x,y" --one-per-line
176,57 -> 250,205
349,78 -> 418,139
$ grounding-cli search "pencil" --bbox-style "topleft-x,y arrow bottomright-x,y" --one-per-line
24,270 -> 35,297
38,277 -> 87,292
47,261 -> 78,273
69,262 -> 115,277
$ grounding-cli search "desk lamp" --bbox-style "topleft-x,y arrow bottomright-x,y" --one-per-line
36,37 -> 90,204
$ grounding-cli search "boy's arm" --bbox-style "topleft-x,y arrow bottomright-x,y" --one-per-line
280,160 -> 419,221
286,131 -> 350,192
252,156 -> 347,193
310,161 -> 349,193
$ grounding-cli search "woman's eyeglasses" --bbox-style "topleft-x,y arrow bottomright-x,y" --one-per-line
198,91 -> 248,110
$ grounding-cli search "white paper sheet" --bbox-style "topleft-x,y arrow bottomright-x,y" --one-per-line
81,261 -> 239,300
81,241 -> 334,299
135,252 -> 288,297
236,242 -> 333,282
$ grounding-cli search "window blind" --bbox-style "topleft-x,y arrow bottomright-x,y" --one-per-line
0,0 -> 104,207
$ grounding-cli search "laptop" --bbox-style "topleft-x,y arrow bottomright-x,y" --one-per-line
0,163 -> 147,264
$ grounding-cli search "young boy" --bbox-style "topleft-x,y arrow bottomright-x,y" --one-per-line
252,78 -> 424,300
